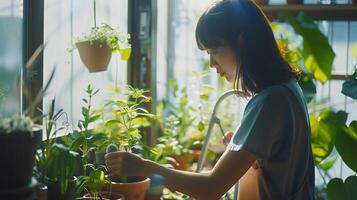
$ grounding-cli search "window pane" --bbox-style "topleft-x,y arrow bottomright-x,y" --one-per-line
43,0 -> 128,132
0,0 -> 23,116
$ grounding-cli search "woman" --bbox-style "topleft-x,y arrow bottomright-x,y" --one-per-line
105,0 -> 315,199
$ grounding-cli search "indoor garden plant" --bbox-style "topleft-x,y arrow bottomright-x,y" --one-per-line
69,23 -> 131,73
75,164 -> 124,200
273,13 -> 357,199
96,85 -> 156,200
34,99 -> 81,200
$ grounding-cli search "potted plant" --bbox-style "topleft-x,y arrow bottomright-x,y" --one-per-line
75,165 -> 124,200
0,115 -> 41,190
34,99 -> 82,200
68,23 -> 131,73
66,85 -> 107,177
96,86 -> 155,200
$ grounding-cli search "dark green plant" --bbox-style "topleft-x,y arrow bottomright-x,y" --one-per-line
34,99 -> 81,195
75,165 -> 111,199
68,85 -> 107,176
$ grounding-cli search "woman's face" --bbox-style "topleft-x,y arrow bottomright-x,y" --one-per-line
207,46 -> 238,82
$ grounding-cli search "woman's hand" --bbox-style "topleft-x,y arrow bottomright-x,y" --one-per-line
222,131 -> 233,146
105,151 -> 146,179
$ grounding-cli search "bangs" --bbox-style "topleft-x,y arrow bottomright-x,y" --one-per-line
195,11 -> 229,50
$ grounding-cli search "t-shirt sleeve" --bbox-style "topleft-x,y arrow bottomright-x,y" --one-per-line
227,88 -> 290,160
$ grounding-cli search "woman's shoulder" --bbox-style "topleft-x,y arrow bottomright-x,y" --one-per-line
250,79 -> 295,105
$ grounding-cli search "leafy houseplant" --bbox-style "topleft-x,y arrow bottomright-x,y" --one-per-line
69,23 -> 131,73
97,86 -> 154,200
272,15 -> 357,199
157,79 -> 217,170
67,85 -> 107,177
0,115 -> 41,189
34,99 -> 81,200
75,165 -> 124,200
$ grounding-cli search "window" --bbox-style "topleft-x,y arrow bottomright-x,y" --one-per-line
43,0 -> 129,133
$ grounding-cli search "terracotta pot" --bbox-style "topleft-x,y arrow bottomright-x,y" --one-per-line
79,191 -> 125,200
0,127 -> 41,189
253,0 -> 269,5
76,40 -> 112,73
171,154 -> 192,171
103,177 -> 150,200
191,150 -> 201,162
287,0 -> 304,4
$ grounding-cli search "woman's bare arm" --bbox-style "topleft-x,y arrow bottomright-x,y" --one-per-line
106,149 -> 255,200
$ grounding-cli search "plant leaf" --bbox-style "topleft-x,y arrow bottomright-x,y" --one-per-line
335,121 -> 357,172
279,11 -> 335,83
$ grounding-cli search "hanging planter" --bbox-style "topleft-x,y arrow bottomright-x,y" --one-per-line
68,1 -> 130,73
69,23 -> 131,73
75,40 -> 112,73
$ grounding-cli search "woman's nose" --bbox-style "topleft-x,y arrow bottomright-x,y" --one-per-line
210,55 -> 218,68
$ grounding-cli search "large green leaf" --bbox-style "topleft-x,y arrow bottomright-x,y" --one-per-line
335,121 -> 357,172
119,47 -> 131,61
279,11 -> 335,83
310,110 -> 347,165
342,69 -> 357,99
327,178 -> 349,200
327,176 -> 357,200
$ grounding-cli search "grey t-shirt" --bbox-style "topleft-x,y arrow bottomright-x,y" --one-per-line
228,78 -> 315,199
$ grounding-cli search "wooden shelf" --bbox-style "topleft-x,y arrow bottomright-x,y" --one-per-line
261,4 -> 357,21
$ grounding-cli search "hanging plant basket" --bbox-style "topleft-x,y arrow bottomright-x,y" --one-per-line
76,40 -> 112,73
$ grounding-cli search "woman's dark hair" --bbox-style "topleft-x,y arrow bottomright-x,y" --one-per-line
196,0 -> 300,97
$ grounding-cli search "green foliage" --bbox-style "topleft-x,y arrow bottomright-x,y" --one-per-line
67,85 -> 107,175
335,121 -> 357,172
46,143 -> 81,194
327,176 -> 357,200
279,11 -> 335,83
69,23 -> 131,61
0,115 -> 33,134
158,79 -> 213,154
34,99 -> 81,194
310,110 -> 347,165
98,85 -> 156,151
75,165 -> 111,198
342,69 -> 357,99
